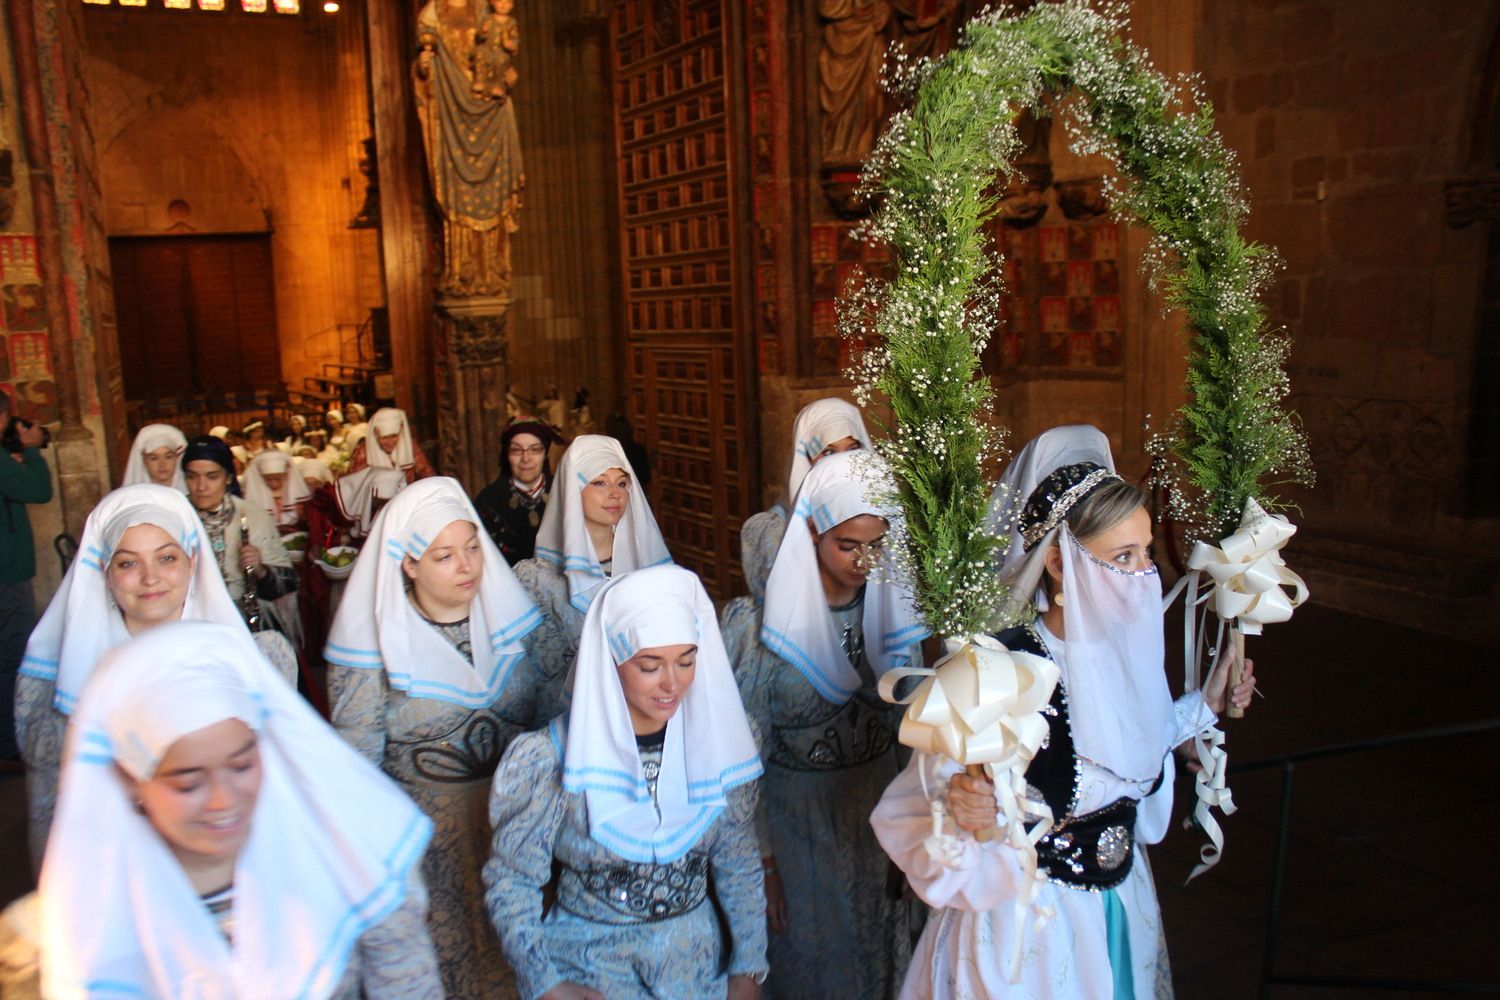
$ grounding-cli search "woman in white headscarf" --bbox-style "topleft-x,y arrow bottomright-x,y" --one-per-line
241,420 -> 272,462
244,449 -> 313,532
485,565 -> 768,1000
739,397 -> 870,601
296,456 -> 336,492
871,426 -> 1256,1000
721,449 -> 927,1000
344,402 -> 370,444
512,434 -> 672,727
4,621 -> 442,999
348,407 -> 436,484
14,484 -> 294,867
326,408 -> 350,451
120,423 -> 188,491
325,477 -> 544,999
279,413 -> 309,454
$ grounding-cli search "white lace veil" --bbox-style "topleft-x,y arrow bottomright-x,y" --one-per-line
1056,523 -> 1174,782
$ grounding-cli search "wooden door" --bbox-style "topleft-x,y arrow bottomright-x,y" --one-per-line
610,0 -> 758,598
110,235 -> 280,401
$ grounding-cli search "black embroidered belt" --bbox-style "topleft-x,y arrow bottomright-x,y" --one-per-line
1037,796 -> 1138,891
387,711 -> 520,784
766,696 -> 895,772
557,851 -> 709,924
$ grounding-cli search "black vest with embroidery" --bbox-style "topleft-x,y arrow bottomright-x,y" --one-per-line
995,625 -> 1162,892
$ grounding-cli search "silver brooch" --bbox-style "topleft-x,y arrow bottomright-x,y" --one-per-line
1096,825 -> 1131,871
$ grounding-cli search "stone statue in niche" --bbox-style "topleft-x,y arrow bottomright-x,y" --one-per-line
414,0 -> 525,299
816,0 -> 970,216
995,110 -> 1052,228
817,0 -> 892,168
891,0 -> 966,62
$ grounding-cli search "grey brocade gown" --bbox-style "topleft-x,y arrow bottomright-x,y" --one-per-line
513,557 -> 588,725
329,617 -> 545,1000
721,592 -> 921,1000
483,722 -> 769,999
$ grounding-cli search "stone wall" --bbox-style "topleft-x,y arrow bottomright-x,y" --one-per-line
83,4 -> 383,406
1200,0 -> 1500,640
0,0 -> 118,601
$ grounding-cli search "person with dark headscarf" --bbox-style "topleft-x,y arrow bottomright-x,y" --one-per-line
473,418 -> 564,566
181,436 -> 297,624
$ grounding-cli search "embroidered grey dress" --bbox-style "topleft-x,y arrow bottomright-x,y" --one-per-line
15,629 -> 297,867
722,592 -> 918,1000
484,722 -> 768,1000
330,615 -> 543,1000
738,506 -> 788,602
513,557 -> 588,725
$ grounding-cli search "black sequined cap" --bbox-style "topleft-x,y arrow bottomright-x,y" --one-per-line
1019,462 -> 1123,549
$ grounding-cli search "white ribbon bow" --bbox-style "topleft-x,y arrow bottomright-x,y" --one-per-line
878,634 -> 1058,768
879,635 -> 1060,984
1165,497 -> 1309,882
1186,497 -> 1309,635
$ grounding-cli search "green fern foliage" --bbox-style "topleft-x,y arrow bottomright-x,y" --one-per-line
845,1 -> 1312,638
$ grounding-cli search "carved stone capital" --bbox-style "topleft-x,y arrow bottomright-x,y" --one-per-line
438,295 -> 511,368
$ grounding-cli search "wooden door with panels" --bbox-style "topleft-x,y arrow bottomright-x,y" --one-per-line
609,0 -> 758,598
110,234 -> 280,401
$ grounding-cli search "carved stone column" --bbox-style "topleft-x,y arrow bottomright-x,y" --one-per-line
435,294 -> 510,493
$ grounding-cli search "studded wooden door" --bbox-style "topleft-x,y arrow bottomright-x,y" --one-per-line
610,0 -> 757,598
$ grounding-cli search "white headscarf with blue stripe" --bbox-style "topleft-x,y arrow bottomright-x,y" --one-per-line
324,477 -> 542,708
40,621 -> 432,1000
120,423 -> 188,491
561,565 -> 761,863
532,435 -> 672,612
761,450 -> 928,704
20,483 -> 247,719
786,397 -> 870,501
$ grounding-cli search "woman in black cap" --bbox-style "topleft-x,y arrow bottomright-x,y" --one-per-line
474,418 -> 564,566
181,436 -> 298,632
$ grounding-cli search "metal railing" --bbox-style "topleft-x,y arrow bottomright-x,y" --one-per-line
1231,718 -> 1500,997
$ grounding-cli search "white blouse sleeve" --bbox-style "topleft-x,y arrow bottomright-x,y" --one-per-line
1173,690 -> 1218,745
870,752 -> 1031,914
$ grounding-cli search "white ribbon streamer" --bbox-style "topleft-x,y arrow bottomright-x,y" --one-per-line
1165,497 -> 1309,881
879,634 -> 1060,983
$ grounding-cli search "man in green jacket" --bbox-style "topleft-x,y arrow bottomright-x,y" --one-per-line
0,389 -> 51,765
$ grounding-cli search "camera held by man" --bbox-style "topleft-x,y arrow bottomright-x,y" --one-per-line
2,416 -> 49,455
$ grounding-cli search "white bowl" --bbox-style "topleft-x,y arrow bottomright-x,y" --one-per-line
315,545 -> 359,580
282,532 -> 309,565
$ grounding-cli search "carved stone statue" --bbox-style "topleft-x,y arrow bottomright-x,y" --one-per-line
817,0 -> 892,167
414,0 -> 525,298
472,0 -> 519,101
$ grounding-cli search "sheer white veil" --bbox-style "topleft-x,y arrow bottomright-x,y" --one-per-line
1056,523 -> 1173,782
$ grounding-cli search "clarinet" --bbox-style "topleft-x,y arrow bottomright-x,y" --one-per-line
239,513 -> 263,632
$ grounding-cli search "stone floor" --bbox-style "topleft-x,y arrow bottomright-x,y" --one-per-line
2,602 -> 1494,997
